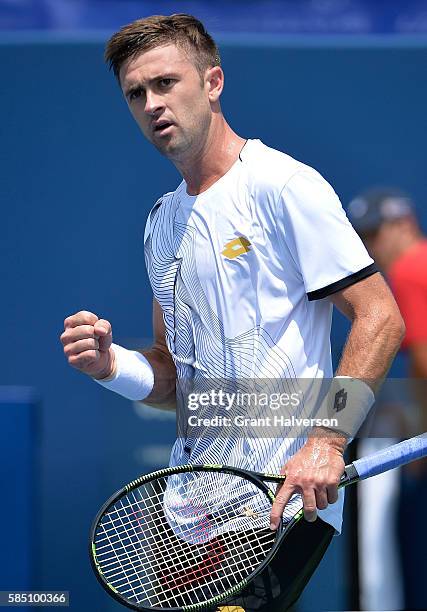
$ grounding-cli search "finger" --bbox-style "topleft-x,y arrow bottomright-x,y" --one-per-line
63,338 -> 99,357
314,487 -> 329,511
326,484 -> 339,505
60,325 -> 98,346
68,350 -> 99,370
302,489 -> 317,522
270,484 -> 293,531
94,319 -> 111,336
94,320 -> 113,352
64,310 -> 98,329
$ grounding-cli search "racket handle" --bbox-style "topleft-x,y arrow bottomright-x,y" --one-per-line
352,433 -> 427,480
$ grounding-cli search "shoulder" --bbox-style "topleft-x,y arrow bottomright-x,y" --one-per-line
243,140 -> 335,203
281,165 -> 340,208
242,139 -> 303,191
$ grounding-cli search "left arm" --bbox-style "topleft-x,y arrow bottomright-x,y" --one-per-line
331,272 -> 405,390
270,273 -> 405,527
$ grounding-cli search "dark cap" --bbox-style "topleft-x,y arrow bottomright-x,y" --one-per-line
347,187 -> 415,234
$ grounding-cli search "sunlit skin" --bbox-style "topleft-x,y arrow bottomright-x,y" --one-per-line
119,44 -> 246,195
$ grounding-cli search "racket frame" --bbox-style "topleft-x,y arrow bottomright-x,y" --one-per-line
89,463 -> 304,612
90,433 -> 427,610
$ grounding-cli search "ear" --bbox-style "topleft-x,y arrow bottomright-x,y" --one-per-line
206,66 -> 224,102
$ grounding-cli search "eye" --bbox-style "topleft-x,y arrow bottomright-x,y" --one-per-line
158,78 -> 174,89
128,87 -> 144,102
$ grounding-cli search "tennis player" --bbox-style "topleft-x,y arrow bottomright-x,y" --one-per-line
60,14 -> 405,611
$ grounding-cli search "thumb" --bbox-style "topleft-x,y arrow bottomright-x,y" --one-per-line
94,319 -> 112,352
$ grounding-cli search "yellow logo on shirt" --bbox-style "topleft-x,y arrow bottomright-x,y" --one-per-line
217,607 -> 246,611
221,237 -> 251,259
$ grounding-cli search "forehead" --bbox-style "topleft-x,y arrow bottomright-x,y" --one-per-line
119,43 -> 197,88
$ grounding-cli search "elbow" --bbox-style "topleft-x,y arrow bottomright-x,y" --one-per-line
385,307 -> 406,348
397,314 -> 406,343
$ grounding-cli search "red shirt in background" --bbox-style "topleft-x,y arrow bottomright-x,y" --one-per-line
388,239 -> 427,349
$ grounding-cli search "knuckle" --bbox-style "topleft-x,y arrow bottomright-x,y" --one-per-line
78,310 -> 98,323
82,350 -> 97,364
68,354 -> 80,367
82,325 -> 96,337
64,314 -> 74,328
284,474 -> 298,486
98,318 -> 111,329
300,479 -> 313,491
68,351 -> 96,369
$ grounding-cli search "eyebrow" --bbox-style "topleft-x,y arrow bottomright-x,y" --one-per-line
124,83 -> 144,99
124,73 -> 179,99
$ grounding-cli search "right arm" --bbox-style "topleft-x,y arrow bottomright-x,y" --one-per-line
60,299 -> 176,409
140,299 -> 176,409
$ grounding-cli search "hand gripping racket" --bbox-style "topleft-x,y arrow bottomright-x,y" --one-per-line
89,433 -> 427,611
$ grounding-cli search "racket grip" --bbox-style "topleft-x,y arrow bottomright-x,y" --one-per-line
353,433 -> 427,480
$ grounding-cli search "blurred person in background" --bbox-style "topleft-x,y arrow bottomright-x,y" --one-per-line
348,188 -> 427,611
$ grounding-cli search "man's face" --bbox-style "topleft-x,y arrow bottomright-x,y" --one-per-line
119,44 -> 213,160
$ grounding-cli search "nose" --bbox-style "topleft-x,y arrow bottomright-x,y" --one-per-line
144,90 -> 163,116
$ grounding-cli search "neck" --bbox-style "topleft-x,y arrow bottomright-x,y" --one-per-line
174,116 -> 246,195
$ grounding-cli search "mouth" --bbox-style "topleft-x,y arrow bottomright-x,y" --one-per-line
152,121 -> 174,136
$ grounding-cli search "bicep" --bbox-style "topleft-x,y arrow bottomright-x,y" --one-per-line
329,272 -> 401,322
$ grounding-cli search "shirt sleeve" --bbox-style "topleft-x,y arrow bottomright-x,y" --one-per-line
278,168 -> 376,300
390,275 -> 427,346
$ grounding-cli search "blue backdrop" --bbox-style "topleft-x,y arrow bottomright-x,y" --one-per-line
1,35 -> 426,609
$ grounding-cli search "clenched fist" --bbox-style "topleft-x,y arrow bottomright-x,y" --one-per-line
60,310 -> 116,380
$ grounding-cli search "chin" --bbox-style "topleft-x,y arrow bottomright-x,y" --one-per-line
164,141 -> 191,159
152,139 -> 174,156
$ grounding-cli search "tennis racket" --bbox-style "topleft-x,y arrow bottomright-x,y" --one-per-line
90,433 -> 427,611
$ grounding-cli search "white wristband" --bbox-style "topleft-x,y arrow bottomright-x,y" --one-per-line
94,343 -> 154,401
316,376 -> 375,439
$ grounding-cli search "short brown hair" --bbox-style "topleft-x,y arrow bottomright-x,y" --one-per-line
105,13 -> 221,81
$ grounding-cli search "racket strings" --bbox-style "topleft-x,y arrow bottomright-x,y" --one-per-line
95,486 -> 273,549
94,471 -> 279,608
99,529 -> 277,588
115,529 -> 276,607
96,473 -> 300,543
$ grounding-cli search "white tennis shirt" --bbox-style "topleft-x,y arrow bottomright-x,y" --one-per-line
144,139 -> 375,532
